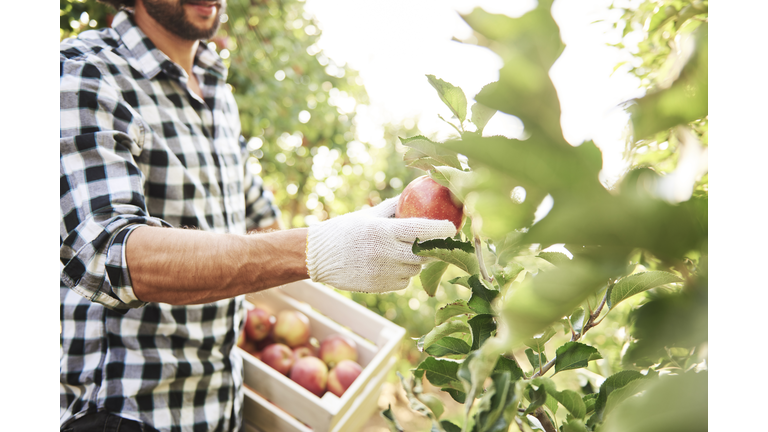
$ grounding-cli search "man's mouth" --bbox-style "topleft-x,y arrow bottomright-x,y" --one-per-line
183,1 -> 222,17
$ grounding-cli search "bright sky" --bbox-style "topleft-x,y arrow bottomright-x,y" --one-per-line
303,0 -> 644,186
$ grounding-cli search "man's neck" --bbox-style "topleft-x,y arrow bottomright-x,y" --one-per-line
133,3 -> 199,79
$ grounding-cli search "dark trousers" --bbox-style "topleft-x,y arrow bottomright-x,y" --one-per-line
62,411 -> 159,432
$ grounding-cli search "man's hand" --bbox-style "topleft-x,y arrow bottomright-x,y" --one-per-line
306,197 -> 458,293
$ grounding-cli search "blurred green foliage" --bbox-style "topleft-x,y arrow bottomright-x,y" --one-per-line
385,0 -> 708,431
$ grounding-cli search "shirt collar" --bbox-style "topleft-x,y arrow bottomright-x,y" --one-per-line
111,9 -> 227,81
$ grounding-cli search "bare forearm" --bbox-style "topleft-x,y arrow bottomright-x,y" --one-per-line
126,226 -> 309,305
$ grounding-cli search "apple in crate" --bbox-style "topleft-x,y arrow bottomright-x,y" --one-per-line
272,310 -> 311,348
293,345 -> 316,362
319,334 -> 358,368
395,175 -> 464,230
245,305 -> 275,341
290,356 -> 328,397
260,343 -> 295,376
327,360 -> 363,397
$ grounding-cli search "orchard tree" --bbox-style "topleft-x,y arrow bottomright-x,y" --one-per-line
382,1 -> 707,431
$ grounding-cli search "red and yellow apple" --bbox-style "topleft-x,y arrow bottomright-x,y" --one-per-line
272,310 -> 311,348
289,356 -> 328,397
293,345 -> 316,362
319,334 -> 358,368
327,360 -> 363,397
395,175 -> 464,230
260,343 -> 295,375
244,306 -> 275,342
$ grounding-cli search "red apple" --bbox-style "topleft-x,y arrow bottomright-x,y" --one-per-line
272,310 -> 311,348
293,345 -> 317,362
289,356 -> 328,397
327,360 -> 363,397
245,306 -> 275,342
319,334 -> 358,368
395,175 -> 464,230
260,343 -> 295,375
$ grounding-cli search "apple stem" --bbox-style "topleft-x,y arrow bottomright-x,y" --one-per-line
474,235 -> 494,283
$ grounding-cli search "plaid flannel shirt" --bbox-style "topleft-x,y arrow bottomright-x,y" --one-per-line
60,10 -> 280,431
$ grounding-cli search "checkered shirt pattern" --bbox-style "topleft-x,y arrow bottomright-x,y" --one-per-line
60,10 -> 280,432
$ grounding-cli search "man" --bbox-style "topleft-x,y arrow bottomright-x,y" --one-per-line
60,0 -> 456,431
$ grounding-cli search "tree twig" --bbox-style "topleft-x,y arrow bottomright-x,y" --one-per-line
533,407 -> 557,432
531,282 -> 614,379
474,235 -> 494,283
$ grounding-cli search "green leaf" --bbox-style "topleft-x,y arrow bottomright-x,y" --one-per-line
467,275 -> 500,314
421,261 -> 450,297
468,314 -> 496,350
537,251 -> 571,267
544,394 -> 559,416
630,25 -> 707,140
381,405 -> 404,432
554,342 -> 602,373
430,166 -> 475,202
497,258 -> 617,345
457,349 -> 499,405
435,420 -> 461,432
475,372 -> 525,432
448,276 -> 472,288
435,300 -> 475,325
525,348 -> 547,371
493,356 -> 526,381
401,135 -> 464,171
532,377 -> 587,419
604,377 -> 650,416
414,238 -> 480,276
570,308 -> 586,335
427,74 -> 468,123
625,289 -> 707,364
398,371 -> 448,432
418,319 -> 472,352
470,101 -> 497,134
426,337 -> 472,357
462,4 -> 566,141
494,262 -> 525,288
582,393 -> 598,414
528,171 -> 704,260
524,327 -> 556,353
562,419 -> 589,432
589,370 -> 646,426
416,357 -> 463,388
420,393 -> 445,420
599,372 -> 707,432
442,388 -> 467,404
608,271 -> 683,308
524,382 -> 548,415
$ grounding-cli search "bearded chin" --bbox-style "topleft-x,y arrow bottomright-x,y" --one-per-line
143,0 -> 224,41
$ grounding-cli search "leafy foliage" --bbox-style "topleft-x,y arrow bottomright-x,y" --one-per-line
385,1 -> 708,431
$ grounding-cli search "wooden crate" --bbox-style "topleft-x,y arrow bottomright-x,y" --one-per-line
237,279 -> 406,432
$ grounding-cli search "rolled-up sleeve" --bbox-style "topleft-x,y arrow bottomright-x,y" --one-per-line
240,136 -> 281,231
60,56 -> 169,311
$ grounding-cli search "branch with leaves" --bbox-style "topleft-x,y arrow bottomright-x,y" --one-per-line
385,1 -> 707,432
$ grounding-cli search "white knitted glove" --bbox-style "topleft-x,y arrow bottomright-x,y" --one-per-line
306,197 -> 458,293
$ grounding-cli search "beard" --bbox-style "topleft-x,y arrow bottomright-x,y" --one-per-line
142,0 -> 225,41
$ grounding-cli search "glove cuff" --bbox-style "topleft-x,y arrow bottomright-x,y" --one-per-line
306,222 -> 341,284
